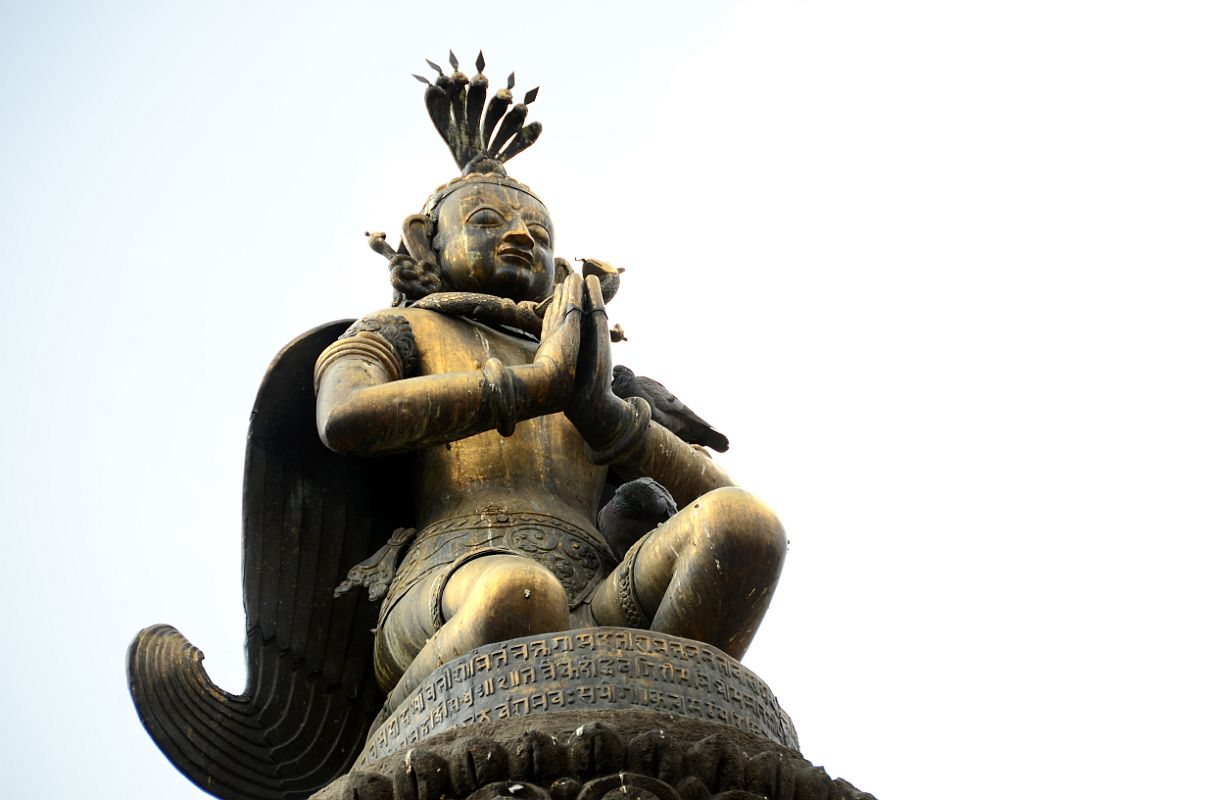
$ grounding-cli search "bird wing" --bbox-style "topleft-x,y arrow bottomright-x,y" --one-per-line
636,375 -> 713,428
635,375 -> 730,452
128,321 -> 414,800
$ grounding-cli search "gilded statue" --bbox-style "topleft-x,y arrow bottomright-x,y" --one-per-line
128,53 -> 786,800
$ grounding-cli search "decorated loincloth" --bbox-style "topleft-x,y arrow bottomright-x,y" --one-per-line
379,510 -> 618,622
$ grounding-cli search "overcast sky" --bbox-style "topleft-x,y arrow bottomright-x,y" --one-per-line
1,1 -> 1204,798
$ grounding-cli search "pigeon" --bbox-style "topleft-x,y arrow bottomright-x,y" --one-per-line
596,477 -> 678,557
611,365 -> 730,452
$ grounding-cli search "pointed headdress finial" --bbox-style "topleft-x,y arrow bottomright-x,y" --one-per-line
417,52 -> 543,178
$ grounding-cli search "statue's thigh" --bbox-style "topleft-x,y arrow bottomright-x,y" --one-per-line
373,554 -> 529,688
442,552 -> 572,630
374,570 -> 443,690
440,553 -> 535,615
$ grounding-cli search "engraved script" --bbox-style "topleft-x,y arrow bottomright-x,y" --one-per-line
361,628 -> 798,763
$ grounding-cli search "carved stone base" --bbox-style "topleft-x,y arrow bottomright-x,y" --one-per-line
361,628 -> 796,761
316,713 -> 875,800
314,630 -> 876,800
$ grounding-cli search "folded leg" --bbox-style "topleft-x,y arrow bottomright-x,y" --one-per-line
590,486 -> 787,658
376,553 -> 570,717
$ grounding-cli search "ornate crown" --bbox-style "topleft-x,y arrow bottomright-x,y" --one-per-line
414,51 -> 544,216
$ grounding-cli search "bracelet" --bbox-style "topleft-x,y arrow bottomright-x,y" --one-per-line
481,357 -> 518,437
588,396 -> 652,465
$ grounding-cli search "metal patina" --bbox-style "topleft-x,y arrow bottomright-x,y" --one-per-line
127,52 -> 874,800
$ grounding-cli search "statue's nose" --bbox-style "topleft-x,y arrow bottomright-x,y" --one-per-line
502,219 -> 535,250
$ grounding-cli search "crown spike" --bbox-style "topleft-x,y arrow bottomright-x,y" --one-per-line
487,102 -> 528,158
498,122 -> 542,162
413,74 -> 431,85
423,85 -> 453,148
448,62 -> 470,164
416,55 -> 541,173
481,86 -> 513,152
466,72 -> 488,153
430,71 -> 467,164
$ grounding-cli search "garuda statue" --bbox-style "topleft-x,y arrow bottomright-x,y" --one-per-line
128,53 -> 787,800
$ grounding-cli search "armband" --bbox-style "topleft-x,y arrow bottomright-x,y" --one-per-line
314,313 -> 417,387
314,332 -> 401,385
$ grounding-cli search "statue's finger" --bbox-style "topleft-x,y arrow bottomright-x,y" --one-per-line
539,284 -> 560,336
573,278 -> 601,380
563,273 -> 584,317
580,276 -> 610,382
585,275 -> 608,338
565,278 -> 584,352
586,274 -> 606,307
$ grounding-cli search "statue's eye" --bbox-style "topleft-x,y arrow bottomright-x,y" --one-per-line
468,208 -> 505,226
528,224 -> 551,246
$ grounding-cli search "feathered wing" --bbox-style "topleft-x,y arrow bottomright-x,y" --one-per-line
645,378 -> 730,452
613,367 -> 731,453
128,321 -> 413,800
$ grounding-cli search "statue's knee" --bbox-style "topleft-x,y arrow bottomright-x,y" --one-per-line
695,487 -> 787,564
468,561 -> 568,637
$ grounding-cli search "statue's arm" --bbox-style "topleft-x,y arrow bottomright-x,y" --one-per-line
567,276 -> 736,508
612,422 -> 735,508
316,278 -> 583,455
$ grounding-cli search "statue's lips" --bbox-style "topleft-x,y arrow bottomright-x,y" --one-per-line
497,248 -> 534,268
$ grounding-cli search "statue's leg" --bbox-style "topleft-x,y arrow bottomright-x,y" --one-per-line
377,553 -> 569,716
590,486 -> 786,658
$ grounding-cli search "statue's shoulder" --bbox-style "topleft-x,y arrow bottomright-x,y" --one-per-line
337,307 -> 421,377
344,305 -> 414,327
350,305 -> 468,333
337,306 -> 486,376
387,304 -> 509,349
384,305 -> 456,331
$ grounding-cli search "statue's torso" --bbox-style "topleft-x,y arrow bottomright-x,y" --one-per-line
402,307 -> 607,536
379,307 -> 616,613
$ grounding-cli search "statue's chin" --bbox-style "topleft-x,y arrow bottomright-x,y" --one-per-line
443,260 -> 549,302
479,266 -> 541,302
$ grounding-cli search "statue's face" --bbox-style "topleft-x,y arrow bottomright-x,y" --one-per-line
432,182 -> 555,301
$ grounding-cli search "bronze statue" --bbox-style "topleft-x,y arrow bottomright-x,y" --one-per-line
128,52 -> 787,800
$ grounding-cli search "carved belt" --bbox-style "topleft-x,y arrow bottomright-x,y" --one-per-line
382,511 -> 618,612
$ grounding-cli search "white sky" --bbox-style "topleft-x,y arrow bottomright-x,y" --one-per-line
1,1 -> 1204,798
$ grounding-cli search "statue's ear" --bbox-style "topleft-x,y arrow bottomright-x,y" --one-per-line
400,214 -> 438,267
553,257 -> 573,285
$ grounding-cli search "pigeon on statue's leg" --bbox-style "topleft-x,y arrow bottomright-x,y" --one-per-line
596,477 -> 678,558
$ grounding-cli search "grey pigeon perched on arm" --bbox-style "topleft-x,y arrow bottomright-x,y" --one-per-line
596,477 -> 678,557
611,365 -> 730,452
